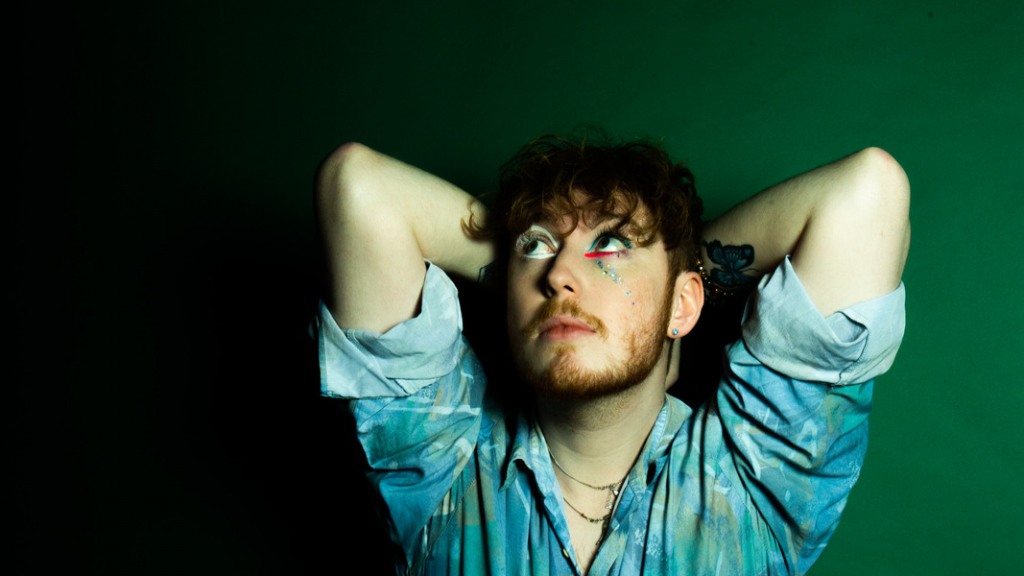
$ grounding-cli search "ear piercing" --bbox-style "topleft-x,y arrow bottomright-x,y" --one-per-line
672,329 -> 679,336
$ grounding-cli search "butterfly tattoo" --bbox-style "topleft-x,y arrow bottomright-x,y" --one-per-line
702,240 -> 758,289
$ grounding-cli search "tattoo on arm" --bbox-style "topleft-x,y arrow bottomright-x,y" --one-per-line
477,262 -> 496,285
701,240 -> 759,292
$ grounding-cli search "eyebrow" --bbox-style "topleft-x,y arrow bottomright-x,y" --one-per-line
523,224 -> 557,240
592,217 -> 643,239
513,223 -> 563,242
512,225 -> 560,253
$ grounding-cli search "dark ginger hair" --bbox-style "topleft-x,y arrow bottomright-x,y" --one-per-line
466,133 -> 704,281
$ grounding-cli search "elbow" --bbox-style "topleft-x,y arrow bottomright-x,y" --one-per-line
325,141 -> 372,168
829,148 -> 911,242
858,146 -> 907,183
315,142 -> 373,194
314,142 -> 376,220
848,147 -> 912,276
853,147 -> 910,216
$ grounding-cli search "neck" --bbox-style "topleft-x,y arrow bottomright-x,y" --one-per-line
536,374 -> 667,488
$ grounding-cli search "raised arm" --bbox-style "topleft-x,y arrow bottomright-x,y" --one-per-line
314,143 -> 496,333
700,147 -> 910,316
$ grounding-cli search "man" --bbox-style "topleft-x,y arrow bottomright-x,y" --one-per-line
313,135 -> 910,575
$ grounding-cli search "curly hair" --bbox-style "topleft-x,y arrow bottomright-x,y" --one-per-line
466,132 -> 703,282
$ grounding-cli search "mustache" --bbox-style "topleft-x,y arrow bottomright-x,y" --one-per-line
523,299 -> 608,339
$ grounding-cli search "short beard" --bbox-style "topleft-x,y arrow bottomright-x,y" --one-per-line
515,288 -> 675,401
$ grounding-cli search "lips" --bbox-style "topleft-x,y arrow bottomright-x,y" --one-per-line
536,315 -> 597,342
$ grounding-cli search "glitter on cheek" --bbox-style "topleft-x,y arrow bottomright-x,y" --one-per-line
595,260 -> 637,305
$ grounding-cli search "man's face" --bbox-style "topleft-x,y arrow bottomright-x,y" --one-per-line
506,209 -> 676,400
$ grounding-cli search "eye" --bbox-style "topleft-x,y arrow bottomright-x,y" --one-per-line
521,237 -> 555,258
587,232 -> 633,256
514,226 -> 558,259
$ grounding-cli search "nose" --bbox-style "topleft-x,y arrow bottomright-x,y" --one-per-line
542,249 -> 582,298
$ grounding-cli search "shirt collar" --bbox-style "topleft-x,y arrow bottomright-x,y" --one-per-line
500,408 -> 550,493
635,395 -> 691,491
500,395 -> 693,493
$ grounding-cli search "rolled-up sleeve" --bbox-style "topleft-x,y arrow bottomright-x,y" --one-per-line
313,262 -> 486,565
739,256 -> 906,385
717,256 -> 906,574
316,261 -> 464,399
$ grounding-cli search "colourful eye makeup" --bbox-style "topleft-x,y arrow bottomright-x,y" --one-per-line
584,232 -> 633,259
595,260 -> 636,306
513,225 -> 558,259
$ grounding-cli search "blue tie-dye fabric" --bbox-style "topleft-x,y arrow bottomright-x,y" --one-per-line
316,257 -> 905,575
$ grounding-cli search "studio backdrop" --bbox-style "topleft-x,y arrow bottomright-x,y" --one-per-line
20,1 -> 1022,574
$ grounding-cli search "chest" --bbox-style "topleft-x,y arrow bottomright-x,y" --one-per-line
421,467 -> 772,576
564,509 -> 606,574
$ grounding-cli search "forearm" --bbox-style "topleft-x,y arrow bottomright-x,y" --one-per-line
701,147 -> 910,316
315,143 -> 496,333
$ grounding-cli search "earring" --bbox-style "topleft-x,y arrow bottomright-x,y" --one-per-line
672,329 -> 679,336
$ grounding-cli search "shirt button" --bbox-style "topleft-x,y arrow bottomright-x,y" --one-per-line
562,548 -> 570,559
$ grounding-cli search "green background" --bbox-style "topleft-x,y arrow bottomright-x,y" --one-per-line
19,0 -> 1022,574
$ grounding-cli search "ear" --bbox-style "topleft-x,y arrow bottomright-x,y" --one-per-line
666,271 -> 704,340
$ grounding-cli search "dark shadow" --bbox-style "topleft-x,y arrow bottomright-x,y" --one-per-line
139,207 -> 397,574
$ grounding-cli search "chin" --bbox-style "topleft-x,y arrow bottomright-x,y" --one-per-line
520,348 -> 658,401
511,300 -> 671,401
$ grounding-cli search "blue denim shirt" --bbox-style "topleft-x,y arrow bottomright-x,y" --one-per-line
316,257 -> 905,575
